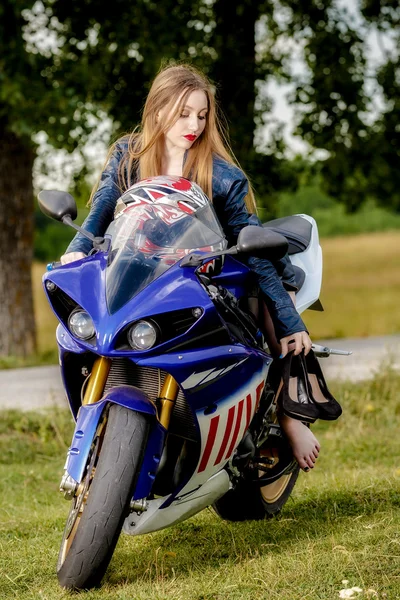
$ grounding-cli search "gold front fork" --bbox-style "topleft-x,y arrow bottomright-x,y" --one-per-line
83,357 -> 112,405
158,374 -> 179,429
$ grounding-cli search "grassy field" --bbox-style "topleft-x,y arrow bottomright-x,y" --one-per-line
29,229 -> 400,365
1,371 -> 400,599
305,230 -> 400,339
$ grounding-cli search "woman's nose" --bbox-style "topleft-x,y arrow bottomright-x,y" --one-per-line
188,115 -> 199,131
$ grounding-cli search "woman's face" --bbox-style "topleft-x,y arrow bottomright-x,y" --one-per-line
163,89 -> 208,153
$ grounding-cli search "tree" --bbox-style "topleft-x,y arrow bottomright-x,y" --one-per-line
257,0 -> 400,211
208,0 -> 399,212
207,0 -> 302,215
1,1 -> 40,356
0,0 -> 208,356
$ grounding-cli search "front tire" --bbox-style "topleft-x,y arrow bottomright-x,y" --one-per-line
57,404 -> 150,590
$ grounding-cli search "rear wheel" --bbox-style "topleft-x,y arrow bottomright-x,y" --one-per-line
57,404 -> 150,590
213,464 -> 299,521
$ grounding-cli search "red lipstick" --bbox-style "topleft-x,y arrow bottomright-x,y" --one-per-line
184,134 -> 197,141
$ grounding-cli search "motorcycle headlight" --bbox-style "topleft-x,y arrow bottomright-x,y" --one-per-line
127,320 -> 158,350
68,310 -> 95,340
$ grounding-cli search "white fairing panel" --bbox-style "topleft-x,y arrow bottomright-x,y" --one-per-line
123,470 -> 230,536
178,363 -> 269,496
289,214 -> 322,315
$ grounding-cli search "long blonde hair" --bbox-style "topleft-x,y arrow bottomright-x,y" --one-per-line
91,63 -> 256,212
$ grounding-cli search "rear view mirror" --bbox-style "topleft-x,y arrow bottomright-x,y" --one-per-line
38,190 -> 77,222
236,226 -> 288,260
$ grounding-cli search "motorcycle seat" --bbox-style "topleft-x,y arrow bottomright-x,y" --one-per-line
262,215 -> 312,256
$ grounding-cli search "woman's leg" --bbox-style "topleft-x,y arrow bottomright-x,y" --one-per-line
259,296 -> 321,471
259,296 -> 281,357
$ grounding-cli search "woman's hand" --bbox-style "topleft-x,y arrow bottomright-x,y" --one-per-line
280,331 -> 312,358
60,252 -> 86,265
278,290 -> 312,357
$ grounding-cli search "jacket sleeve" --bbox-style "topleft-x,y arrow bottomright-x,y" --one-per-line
273,254 -> 298,292
222,173 -> 306,340
65,144 -> 124,255
247,213 -> 298,291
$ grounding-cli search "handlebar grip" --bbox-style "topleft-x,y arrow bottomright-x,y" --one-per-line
46,261 -> 62,271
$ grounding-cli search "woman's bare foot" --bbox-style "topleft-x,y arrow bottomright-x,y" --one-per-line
278,413 -> 320,471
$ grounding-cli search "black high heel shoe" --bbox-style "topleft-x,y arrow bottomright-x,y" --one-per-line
275,351 -> 320,423
300,350 -> 342,420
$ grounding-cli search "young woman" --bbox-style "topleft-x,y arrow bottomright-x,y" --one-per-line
61,63 -> 320,472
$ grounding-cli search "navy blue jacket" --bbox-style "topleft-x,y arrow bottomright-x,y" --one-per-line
66,142 -> 306,339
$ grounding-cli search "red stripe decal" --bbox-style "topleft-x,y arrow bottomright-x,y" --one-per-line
225,399 -> 244,460
214,405 -> 236,466
244,393 -> 253,432
255,381 -> 265,412
198,415 -> 220,473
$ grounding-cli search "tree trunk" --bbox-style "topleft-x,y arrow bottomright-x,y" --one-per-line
0,131 -> 36,356
210,0 -> 258,171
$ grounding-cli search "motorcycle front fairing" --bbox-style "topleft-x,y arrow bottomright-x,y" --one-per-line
44,197 -> 270,514
45,252 -> 267,493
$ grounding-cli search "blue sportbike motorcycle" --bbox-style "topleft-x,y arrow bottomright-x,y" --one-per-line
38,176 -> 325,590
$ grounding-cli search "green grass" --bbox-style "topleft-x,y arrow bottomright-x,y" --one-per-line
305,231 -> 400,339
1,372 -> 400,599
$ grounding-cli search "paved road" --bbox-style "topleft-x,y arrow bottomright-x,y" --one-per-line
1,335 -> 399,411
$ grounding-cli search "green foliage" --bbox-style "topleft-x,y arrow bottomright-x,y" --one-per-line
5,0 -> 399,218
38,0 -> 211,147
257,0 -> 400,211
310,201 -> 400,237
275,186 -> 400,236
257,175 -> 400,236
34,211 -> 75,262
2,0 -> 399,199
34,203 -> 88,261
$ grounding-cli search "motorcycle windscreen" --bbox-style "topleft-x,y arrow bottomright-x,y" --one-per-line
104,198 -> 226,314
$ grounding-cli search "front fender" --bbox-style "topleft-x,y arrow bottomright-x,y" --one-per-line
65,386 -> 166,499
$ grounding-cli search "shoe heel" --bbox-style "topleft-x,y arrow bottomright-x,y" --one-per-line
301,351 -> 342,420
276,351 -> 320,423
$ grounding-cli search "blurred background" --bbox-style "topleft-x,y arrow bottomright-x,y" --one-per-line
1,0 -> 399,366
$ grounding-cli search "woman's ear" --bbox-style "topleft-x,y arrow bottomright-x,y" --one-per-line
156,108 -> 164,124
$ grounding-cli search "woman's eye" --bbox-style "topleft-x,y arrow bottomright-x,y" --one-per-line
180,114 -> 189,118
199,115 -> 206,121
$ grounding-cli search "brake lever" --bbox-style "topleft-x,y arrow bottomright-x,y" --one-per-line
312,343 -> 352,358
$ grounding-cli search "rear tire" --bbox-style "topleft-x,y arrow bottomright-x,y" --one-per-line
214,437 -> 300,521
213,466 -> 299,521
57,404 -> 149,590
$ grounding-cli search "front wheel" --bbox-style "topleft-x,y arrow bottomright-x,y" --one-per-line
57,404 -> 150,590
